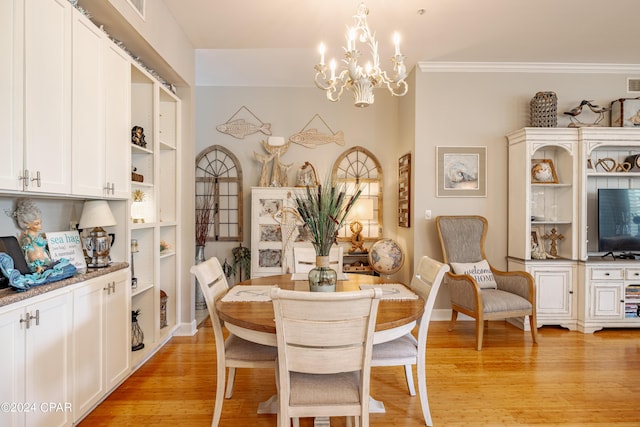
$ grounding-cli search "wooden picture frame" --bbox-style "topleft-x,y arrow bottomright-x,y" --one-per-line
398,153 -> 411,227
531,158 -> 558,184
531,229 -> 541,252
436,146 -> 487,197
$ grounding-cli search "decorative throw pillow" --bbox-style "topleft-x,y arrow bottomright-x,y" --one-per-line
450,259 -> 498,289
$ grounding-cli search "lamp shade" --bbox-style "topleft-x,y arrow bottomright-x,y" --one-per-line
347,198 -> 374,221
79,200 -> 117,229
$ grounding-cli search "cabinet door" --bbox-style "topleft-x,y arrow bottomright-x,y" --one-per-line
25,292 -> 73,427
104,43 -> 131,199
71,10 -> 105,197
0,306 -> 26,427
590,282 -> 624,319
105,270 -> 130,389
72,277 -> 106,420
23,0 -> 71,194
0,0 -> 23,191
251,188 -> 299,277
534,268 -> 573,318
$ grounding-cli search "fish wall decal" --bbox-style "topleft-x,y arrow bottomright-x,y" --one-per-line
216,119 -> 272,139
288,129 -> 345,148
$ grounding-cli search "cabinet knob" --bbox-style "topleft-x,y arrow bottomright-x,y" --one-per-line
569,291 -> 573,294
103,282 -> 116,294
19,169 -> 29,187
104,182 -> 115,194
19,313 -> 31,328
30,171 -> 41,187
605,272 -> 610,276
29,310 -> 40,326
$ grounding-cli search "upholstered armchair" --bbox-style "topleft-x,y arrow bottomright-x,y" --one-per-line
435,215 -> 538,350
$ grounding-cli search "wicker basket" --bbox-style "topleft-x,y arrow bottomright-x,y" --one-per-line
530,91 -> 558,127
131,172 -> 144,182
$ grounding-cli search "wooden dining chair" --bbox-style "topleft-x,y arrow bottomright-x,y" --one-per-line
270,287 -> 383,427
370,256 -> 449,426
292,245 -> 343,274
190,257 -> 277,427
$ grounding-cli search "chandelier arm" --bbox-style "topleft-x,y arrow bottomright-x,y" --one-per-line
379,71 -> 408,97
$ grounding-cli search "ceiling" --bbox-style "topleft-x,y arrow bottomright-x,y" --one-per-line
162,0 -> 640,86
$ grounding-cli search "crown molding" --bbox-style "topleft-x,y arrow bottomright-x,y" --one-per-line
417,62 -> 640,74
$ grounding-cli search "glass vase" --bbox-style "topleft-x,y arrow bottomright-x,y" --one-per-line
308,256 -> 337,292
195,245 -> 207,310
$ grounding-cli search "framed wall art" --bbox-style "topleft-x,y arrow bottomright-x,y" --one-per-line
531,158 -> 558,184
398,153 -> 411,227
436,146 -> 487,197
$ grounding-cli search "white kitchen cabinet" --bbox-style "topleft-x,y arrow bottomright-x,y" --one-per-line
71,9 -> 105,198
0,0 -> 23,191
71,9 -> 131,199
22,0 -> 72,194
72,269 -> 130,422
0,0 -> 71,193
0,291 -> 73,427
104,42 -> 132,200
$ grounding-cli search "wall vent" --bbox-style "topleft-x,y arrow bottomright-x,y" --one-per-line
627,78 -> 640,93
127,0 -> 145,19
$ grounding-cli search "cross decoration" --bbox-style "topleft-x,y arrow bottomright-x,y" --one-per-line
542,228 -> 564,257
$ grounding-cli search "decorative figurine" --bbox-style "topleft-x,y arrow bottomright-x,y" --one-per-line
564,100 -> 610,127
131,125 -> 147,148
11,199 -> 53,273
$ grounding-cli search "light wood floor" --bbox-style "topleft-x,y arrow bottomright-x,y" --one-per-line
80,320 -> 640,426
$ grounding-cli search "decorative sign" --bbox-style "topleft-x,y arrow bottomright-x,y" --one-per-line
398,153 -> 411,227
47,231 -> 87,272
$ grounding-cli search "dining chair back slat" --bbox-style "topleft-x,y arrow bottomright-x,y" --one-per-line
271,287 -> 382,427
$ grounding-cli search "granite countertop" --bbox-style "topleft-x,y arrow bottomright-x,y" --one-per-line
0,262 -> 129,308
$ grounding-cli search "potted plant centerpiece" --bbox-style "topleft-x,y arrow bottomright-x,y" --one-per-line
294,179 -> 361,291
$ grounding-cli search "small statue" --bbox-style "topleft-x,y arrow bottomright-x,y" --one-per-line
131,125 -> 147,148
564,100 -> 610,127
10,199 -> 53,273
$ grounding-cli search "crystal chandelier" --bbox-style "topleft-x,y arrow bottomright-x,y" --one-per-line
313,2 -> 408,108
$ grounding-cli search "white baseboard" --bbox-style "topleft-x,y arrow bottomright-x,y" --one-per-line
174,320 -> 198,336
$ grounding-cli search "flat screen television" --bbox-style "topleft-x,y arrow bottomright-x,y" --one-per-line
598,188 -> 640,255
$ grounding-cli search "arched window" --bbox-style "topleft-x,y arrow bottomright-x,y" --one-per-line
195,145 -> 243,242
332,146 -> 383,244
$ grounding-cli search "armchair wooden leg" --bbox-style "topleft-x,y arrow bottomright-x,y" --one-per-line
529,314 -> 538,344
448,310 -> 458,331
475,318 -> 484,351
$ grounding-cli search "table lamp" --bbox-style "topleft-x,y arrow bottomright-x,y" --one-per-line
347,198 -> 374,253
79,200 -> 117,268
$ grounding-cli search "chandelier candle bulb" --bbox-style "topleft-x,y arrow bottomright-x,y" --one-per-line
394,32 -> 401,56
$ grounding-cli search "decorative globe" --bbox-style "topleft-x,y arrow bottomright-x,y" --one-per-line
368,239 -> 404,275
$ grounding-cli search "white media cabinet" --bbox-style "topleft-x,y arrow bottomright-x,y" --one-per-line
507,127 -> 640,333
